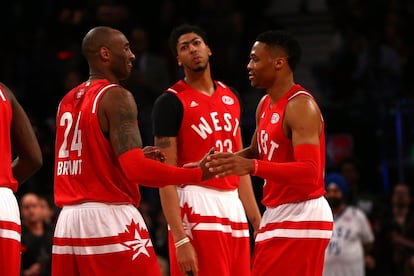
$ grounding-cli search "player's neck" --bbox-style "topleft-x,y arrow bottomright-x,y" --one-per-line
184,73 -> 215,96
267,76 -> 295,103
88,70 -> 119,84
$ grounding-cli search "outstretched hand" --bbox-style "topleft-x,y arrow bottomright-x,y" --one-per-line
205,152 -> 254,177
183,148 -> 216,181
142,146 -> 166,163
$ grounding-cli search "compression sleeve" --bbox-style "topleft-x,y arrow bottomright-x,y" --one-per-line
118,148 -> 202,187
152,92 -> 183,136
252,144 -> 320,184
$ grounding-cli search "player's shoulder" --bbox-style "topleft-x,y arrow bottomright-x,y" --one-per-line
214,81 -> 242,103
0,82 -> 13,101
104,84 -> 133,97
156,90 -> 179,104
166,80 -> 187,94
98,84 -> 136,111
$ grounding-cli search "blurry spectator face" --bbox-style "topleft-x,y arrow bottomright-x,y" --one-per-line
392,184 -> 411,207
129,28 -> 148,55
21,194 -> 42,224
340,162 -> 359,187
39,197 -> 54,223
325,184 -> 344,209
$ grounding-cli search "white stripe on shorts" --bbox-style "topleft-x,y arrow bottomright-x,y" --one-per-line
53,243 -> 130,255
256,228 -> 333,242
0,228 -> 20,242
255,196 -> 333,242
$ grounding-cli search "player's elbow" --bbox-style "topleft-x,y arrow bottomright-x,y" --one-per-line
32,154 -> 43,172
25,152 -> 43,174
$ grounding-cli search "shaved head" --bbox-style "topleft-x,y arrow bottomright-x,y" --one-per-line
81,26 -> 134,81
82,26 -> 119,60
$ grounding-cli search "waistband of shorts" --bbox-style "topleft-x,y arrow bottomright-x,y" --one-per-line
0,186 -> 14,194
62,202 -> 132,210
177,185 -> 237,196
265,196 -> 326,211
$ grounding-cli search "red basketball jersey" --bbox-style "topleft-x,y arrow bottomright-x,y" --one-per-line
54,79 -> 140,207
167,80 -> 241,190
256,84 -> 326,206
0,86 -> 18,191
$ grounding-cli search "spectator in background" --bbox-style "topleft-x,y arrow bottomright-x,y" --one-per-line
323,172 -> 375,276
20,193 -> 53,276
339,156 -> 377,219
373,183 -> 414,275
38,195 -> 57,225
124,27 -> 172,210
125,26 -> 171,147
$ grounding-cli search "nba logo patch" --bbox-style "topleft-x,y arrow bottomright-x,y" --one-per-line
271,113 -> 279,124
76,89 -> 85,99
221,95 -> 234,105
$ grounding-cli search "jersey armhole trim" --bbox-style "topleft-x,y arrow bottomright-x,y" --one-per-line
92,84 -> 119,114
0,88 -> 6,101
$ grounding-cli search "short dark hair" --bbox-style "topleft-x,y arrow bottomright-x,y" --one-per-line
169,24 -> 208,56
256,30 -> 302,71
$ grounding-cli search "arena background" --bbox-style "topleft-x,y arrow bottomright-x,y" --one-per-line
1,0 -> 413,218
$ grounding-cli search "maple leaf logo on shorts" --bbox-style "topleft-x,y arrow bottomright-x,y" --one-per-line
118,219 -> 152,260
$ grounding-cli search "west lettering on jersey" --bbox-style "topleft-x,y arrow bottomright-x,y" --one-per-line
257,130 -> 279,161
57,159 -> 83,176
191,112 -> 239,139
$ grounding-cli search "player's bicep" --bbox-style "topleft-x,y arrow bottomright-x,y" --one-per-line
286,97 -> 321,146
102,88 -> 142,156
152,93 -> 182,137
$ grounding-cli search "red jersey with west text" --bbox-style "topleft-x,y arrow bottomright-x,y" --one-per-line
257,84 -> 326,207
167,80 -> 241,190
54,79 -> 140,207
0,85 -> 18,192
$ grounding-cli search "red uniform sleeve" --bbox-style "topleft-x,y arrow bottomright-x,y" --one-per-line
118,148 -> 202,187
253,144 -> 320,184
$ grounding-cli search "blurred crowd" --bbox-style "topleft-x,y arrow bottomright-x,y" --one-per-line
2,0 -> 414,275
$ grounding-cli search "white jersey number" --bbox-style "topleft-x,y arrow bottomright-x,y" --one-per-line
58,112 -> 83,158
215,139 -> 233,153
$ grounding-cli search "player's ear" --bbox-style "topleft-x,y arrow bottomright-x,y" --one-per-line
207,46 -> 212,56
274,57 -> 284,68
177,57 -> 182,67
100,47 -> 111,61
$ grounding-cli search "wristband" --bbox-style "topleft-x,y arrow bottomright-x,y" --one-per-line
175,237 -> 190,248
252,159 -> 259,176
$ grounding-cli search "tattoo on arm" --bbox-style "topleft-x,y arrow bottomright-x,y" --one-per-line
112,92 -> 142,155
155,137 -> 171,149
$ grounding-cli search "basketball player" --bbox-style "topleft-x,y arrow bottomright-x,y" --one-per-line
206,30 -> 334,275
52,26 -> 214,276
152,24 -> 261,276
0,82 -> 42,276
